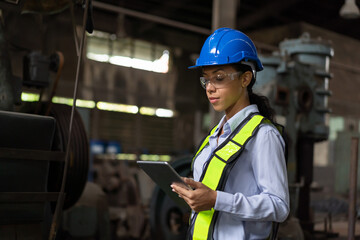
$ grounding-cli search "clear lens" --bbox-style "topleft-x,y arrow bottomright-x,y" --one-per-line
199,71 -> 242,90
199,77 -> 207,89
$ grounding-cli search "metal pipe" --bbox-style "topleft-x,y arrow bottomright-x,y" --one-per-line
212,0 -> 237,31
348,137 -> 359,240
92,1 -> 211,35
296,135 -> 315,232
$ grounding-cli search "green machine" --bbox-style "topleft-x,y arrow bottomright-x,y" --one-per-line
256,33 -> 333,237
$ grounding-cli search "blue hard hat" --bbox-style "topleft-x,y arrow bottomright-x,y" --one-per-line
189,28 -> 263,71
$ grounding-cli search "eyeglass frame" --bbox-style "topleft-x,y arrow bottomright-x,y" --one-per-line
199,71 -> 244,90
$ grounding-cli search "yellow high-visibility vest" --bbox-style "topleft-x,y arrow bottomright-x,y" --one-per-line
190,113 -> 278,240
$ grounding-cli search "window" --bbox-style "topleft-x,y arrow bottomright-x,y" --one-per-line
329,116 -> 345,140
86,30 -> 170,73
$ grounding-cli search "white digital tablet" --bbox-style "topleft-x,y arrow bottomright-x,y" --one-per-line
137,161 -> 192,207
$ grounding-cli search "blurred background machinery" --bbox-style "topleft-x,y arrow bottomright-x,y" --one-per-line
0,4 -> 91,238
0,104 -> 90,239
256,32 -> 334,238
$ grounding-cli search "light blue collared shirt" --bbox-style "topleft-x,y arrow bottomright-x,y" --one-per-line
192,104 -> 290,239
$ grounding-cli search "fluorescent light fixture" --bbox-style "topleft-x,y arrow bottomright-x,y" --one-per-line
155,108 -> 174,118
52,96 -> 96,109
138,106 -> 175,118
159,155 -> 171,161
87,53 -> 110,62
51,96 -> 72,105
140,154 -> 159,161
340,0 -> 360,18
131,58 -> 154,71
97,101 -> 139,114
87,30 -> 170,73
21,93 -> 95,108
21,92 -> 40,102
116,153 -> 137,160
139,107 -> 156,116
22,93 -> 174,117
140,154 -> 171,161
75,99 -> 96,108
153,50 -> 169,73
109,56 -> 132,67
109,51 -> 169,73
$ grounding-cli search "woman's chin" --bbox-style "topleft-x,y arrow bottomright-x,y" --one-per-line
211,105 -> 224,112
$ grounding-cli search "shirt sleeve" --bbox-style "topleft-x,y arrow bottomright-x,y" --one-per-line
213,125 -> 290,222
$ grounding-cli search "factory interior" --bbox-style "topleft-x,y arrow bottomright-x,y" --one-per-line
1,0 -> 360,239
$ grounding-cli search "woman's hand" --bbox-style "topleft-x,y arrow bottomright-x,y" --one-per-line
171,178 -> 217,212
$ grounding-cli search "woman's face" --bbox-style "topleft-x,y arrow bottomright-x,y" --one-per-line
202,65 -> 251,120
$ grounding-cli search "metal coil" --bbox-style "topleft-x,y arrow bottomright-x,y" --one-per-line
46,103 -> 89,210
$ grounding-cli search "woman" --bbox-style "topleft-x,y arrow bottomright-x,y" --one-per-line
171,28 -> 290,239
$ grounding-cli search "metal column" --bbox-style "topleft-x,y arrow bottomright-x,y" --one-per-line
209,0 -> 238,127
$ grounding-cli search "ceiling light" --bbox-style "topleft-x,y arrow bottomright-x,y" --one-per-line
340,0 -> 360,19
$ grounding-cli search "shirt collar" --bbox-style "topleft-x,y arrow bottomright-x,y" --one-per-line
212,104 -> 260,136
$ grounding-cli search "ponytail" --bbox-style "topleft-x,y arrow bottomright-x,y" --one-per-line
248,89 -> 275,122
235,63 -> 276,122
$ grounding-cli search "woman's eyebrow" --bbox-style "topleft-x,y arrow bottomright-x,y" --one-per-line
202,68 -> 225,76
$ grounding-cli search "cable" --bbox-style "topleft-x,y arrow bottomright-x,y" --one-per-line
48,1 -> 90,239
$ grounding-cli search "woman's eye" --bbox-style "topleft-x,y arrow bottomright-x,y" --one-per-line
215,74 -> 225,81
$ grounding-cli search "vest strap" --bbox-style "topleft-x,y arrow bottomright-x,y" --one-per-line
192,114 -> 265,240
191,125 -> 218,171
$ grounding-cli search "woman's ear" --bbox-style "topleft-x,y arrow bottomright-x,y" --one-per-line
241,71 -> 253,88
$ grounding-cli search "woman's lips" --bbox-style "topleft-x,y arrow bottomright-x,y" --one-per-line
209,97 -> 219,104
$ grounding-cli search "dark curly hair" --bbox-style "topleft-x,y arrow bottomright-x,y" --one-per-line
234,64 -> 275,122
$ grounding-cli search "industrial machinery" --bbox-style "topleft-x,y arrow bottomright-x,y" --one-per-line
0,5 -> 90,239
0,104 -> 90,239
256,32 -> 333,238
